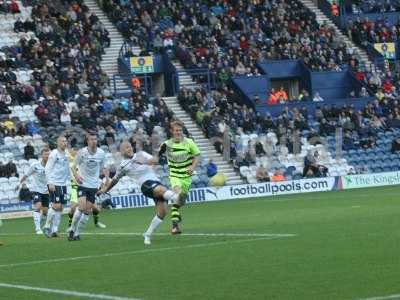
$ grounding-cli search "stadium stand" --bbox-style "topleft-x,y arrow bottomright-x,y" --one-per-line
99,0 -> 359,74
1,0 -> 400,195
0,0 -> 217,204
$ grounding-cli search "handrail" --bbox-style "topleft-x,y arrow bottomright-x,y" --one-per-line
112,74 -> 153,97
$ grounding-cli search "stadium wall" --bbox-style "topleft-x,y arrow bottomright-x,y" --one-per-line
2,172 -> 399,219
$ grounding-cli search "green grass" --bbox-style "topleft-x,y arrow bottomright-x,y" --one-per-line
0,186 -> 400,300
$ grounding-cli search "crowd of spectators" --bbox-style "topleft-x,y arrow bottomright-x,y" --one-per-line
0,0 -> 21,15
178,85 -> 400,178
1,0 -> 111,114
0,0 -> 179,180
348,17 -> 400,46
99,0 -> 359,82
346,0 -> 400,14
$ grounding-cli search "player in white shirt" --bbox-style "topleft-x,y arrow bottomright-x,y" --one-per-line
100,141 -> 180,245
43,135 -> 71,238
68,132 -> 107,241
16,148 -> 50,234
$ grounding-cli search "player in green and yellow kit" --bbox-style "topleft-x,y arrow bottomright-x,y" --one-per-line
159,121 -> 201,234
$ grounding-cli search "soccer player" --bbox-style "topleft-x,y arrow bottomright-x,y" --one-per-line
68,132 -> 106,241
67,146 -> 107,231
100,141 -> 180,245
16,148 -> 50,234
159,121 -> 201,234
43,135 -> 70,238
67,146 -> 79,230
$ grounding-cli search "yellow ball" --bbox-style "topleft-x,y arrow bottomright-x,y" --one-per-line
210,173 -> 226,187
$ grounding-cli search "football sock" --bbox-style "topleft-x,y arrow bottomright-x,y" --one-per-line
52,211 -> 61,233
145,215 -> 163,236
44,207 -> 55,229
68,211 -> 73,227
33,210 -> 41,231
71,209 -> 83,232
75,213 -> 89,237
171,204 -> 181,224
93,209 -> 99,225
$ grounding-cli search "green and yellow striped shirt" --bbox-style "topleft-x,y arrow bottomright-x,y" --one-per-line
161,138 -> 201,178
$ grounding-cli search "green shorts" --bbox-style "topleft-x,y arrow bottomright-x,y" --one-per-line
170,176 -> 192,195
70,186 -> 78,204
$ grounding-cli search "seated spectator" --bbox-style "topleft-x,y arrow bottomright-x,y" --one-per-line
308,128 -> 322,145
271,170 -> 286,182
331,1 -> 339,16
233,154 -> 250,170
10,0 -> 20,14
276,87 -> 289,102
299,90 -> 311,102
359,87 -> 369,97
267,88 -> 278,105
256,166 -> 270,182
347,167 -> 356,175
313,92 -> 324,102
343,132 -> 357,150
3,160 -> 18,178
131,75 -> 141,90
375,89 -> 385,101
206,159 -> 218,178
391,138 -> 400,153
303,150 -> 328,177
255,141 -> 266,156
2,118 -> 16,135
60,109 -> 72,126
24,142 -> 36,160
319,118 -> 335,136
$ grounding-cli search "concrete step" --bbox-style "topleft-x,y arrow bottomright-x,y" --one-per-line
228,179 -> 244,185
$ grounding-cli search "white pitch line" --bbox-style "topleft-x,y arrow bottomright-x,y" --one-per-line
358,294 -> 400,300
0,236 -> 290,269
0,283 -> 142,300
0,232 -> 296,237
82,232 -> 296,238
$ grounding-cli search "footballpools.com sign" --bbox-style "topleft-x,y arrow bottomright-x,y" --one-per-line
111,177 -> 339,209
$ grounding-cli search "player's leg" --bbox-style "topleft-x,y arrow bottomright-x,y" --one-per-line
170,177 -> 183,229
40,196 -> 49,230
142,183 -> 172,245
69,187 -> 95,241
170,177 -> 191,234
92,205 -> 106,228
52,186 -> 67,237
32,195 -> 43,234
43,186 -> 64,238
68,186 -> 78,229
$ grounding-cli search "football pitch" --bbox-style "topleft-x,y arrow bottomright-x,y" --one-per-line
0,186 -> 399,300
